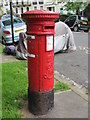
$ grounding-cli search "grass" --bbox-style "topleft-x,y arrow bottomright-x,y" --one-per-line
0,62 -> 2,119
0,44 -> 5,54
2,61 -> 70,118
54,81 -> 70,92
2,61 -> 28,118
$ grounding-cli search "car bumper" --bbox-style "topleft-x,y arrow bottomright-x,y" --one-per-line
78,25 -> 89,30
4,36 -> 19,44
79,27 -> 88,31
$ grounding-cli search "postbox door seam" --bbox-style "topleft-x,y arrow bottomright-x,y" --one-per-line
37,35 -> 41,92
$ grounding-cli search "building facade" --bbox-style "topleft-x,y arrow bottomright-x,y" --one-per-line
0,0 -> 67,16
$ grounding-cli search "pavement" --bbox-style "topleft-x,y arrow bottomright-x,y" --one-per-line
0,52 -> 88,118
20,91 -> 88,118
0,53 -> 19,63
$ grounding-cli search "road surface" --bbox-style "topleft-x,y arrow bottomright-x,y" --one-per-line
54,32 -> 88,88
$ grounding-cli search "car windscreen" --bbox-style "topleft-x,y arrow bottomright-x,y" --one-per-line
2,18 -> 23,26
81,17 -> 88,21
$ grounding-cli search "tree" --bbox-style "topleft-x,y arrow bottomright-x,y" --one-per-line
0,5 -> 4,17
83,3 -> 90,21
65,2 -> 88,15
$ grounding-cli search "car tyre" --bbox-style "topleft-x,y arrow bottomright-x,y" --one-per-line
73,25 -> 78,32
84,29 -> 89,32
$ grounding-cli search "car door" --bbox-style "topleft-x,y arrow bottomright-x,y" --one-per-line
65,16 -> 76,28
70,16 -> 77,27
64,17 -> 70,26
68,16 -> 76,27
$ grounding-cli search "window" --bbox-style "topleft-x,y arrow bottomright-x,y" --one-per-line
32,0 -> 37,5
3,18 -> 22,26
72,16 -> 76,23
27,7 -> 29,11
16,1 -> 18,5
13,18 -> 22,23
1,1 -> 3,6
78,15 -> 81,20
53,7 -> 55,12
67,16 -> 76,21
22,1 -> 24,5
39,0 -> 43,4
5,0 -> 8,6
21,7 -> 23,13
47,7 -> 55,12
16,8 -> 18,13
34,6 -> 37,10
78,16 -> 88,21
47,7 -> 51,11
3,20 -> 11,26
60,8 -> 63,10
40,6 -> 43,10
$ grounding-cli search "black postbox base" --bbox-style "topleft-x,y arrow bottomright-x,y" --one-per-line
28,88 -> 54,115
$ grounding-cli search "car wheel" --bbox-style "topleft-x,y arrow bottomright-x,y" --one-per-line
84,30 -> 89,32
73,26 -> 78,32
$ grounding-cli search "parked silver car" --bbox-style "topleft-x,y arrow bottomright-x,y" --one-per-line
0,14 -> 26,44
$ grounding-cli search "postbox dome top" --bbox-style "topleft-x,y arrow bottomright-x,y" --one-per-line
22,10 -> 59,20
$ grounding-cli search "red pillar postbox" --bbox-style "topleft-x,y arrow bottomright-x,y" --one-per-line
22,10 -> 59,115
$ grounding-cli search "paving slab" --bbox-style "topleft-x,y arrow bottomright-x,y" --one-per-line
21,91 -> 88,118
0,53 -> 19,63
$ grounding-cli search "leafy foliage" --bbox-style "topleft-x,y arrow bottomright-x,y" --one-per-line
84,3 -> 90,21
65,2 -> 88,14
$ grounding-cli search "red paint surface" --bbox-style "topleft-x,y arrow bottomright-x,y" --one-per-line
22,10 -> 59,92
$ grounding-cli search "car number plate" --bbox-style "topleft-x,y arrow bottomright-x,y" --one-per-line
82,22 -> 87,25
16,29 -> 24,33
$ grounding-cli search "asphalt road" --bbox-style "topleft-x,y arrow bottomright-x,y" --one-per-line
54,32 -> 88,88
